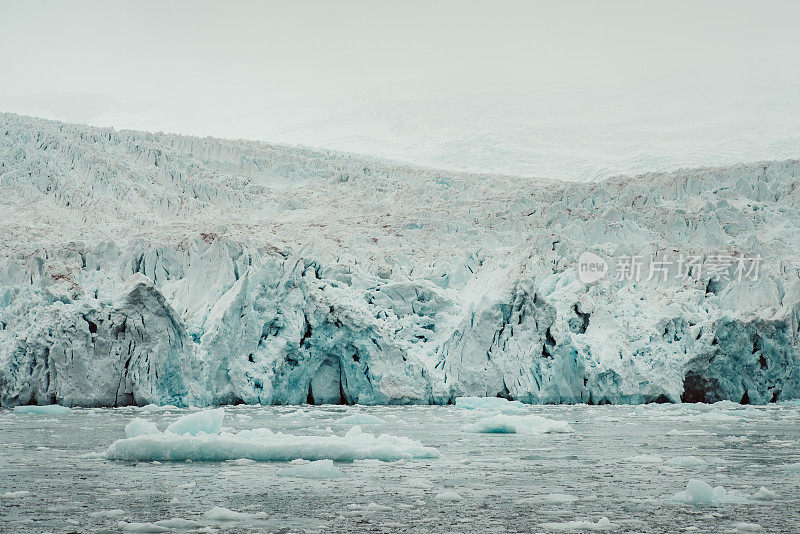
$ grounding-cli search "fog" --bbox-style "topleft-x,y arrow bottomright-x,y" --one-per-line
2,0 -> 799,178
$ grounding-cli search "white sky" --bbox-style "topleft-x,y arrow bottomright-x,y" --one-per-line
2,0 -> 799,179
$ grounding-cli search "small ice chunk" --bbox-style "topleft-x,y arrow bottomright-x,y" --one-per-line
666,429 -> 709,436
671,479 -> 747,505
462,414 -> 572,434
628,454 -> 663,464
751,487 -> 777,501
455,397 -> 527,414
537,517 -> 618,531
277,459 -> 345,479
140,404 -> 181,412
539,493 -> 579,504
203,506 -> 264,521
2,491 -> 31,498
89,509 -> 126,517
781,462 -> 800,472
13,405 -> 71,415
517,493 -> 579,505
434,491 -> 463,502
337,414 -> 386,425
665,456 -> 707,467
733,523 -> 764,532
364,502 -> 392,512
117,521 -> 170,532
166,408 -> 225,436
153,518 -> 203,529
125,418 -> 159,438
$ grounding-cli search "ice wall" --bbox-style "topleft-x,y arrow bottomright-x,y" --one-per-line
1,113 -> 798,406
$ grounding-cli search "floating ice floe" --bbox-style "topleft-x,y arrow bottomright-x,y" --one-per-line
336,413 -> 387,425
731,522 -> 764,532
203,506 -> 266,522
628,454 -> 663,464
434,491 -> 463,502
13,405 -> 71,415
671,479 -> 747,505
277,459 -> 345,479
664,456 -> 708,467
455,397 -> 528,414
165,408 -> 224,435
118,518 -> 203,532
462,414 -> 572,434
781,462 -> 800,472
751,486 -> 778,501
104,410 -> 437,462
517,493 -> 579,505
125,418 -> 159,438
88,509 -> 126,518
537,517 -> 619,531
2,491 -> 31,498
139,404 -> 182,412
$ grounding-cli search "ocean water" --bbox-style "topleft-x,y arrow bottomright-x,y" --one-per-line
1,403 -> 799,533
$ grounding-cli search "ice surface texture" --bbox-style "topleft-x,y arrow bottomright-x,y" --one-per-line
1,112 -> 799,407
104,410 -> 438,462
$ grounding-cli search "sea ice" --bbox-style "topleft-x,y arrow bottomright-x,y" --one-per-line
462,414 -> 573,434
125,418 -> 159,438
664,456 -> 708,467
336,413 -> 386,425
89,509 -> 126,518
13,405 -> 71,415
751,486 -> 777,501
517,493 -> 579,505
536,517 -> 619,531
277,459 -> 345,479
671,479 -> 747,505
732,523 -> 764,533
105,417 -> 438,462
118,522 -> 170,533
434,490 -> 463,502
2,490 -> 31,498
203,506 -> 265,521
165,408 -> 224,435
455,397 -> 528,414
628,454 -> 663,464
139,404 -> 182,412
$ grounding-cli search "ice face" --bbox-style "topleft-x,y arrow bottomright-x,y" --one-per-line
0,112 -> 799,408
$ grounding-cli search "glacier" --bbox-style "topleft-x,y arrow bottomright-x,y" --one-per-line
0,112 -> 799,407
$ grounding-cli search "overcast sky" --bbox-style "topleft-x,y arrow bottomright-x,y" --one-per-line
2,0 -> 799,178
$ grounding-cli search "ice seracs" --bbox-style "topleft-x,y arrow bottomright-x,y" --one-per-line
1,112 -> 799,408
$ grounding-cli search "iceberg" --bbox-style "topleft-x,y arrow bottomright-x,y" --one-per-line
164,408 -> 224,435
104,413 -> 438,462
455,396 -> 528,414
462,414 -> 573,434
671,479 -> 748,505
336,413 -> 387,425
125,418 -> 159,438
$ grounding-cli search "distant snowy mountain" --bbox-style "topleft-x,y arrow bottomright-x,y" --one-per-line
1,112 -> 798,407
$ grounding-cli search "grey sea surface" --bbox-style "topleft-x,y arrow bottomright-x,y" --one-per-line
1,403 -> 799,533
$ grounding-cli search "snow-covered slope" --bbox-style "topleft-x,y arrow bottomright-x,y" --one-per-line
1,112 -> 798,407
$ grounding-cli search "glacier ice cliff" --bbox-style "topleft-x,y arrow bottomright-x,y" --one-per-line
0,112 -> 798,407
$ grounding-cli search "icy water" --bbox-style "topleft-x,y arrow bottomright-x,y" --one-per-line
1,403 -> 799,533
